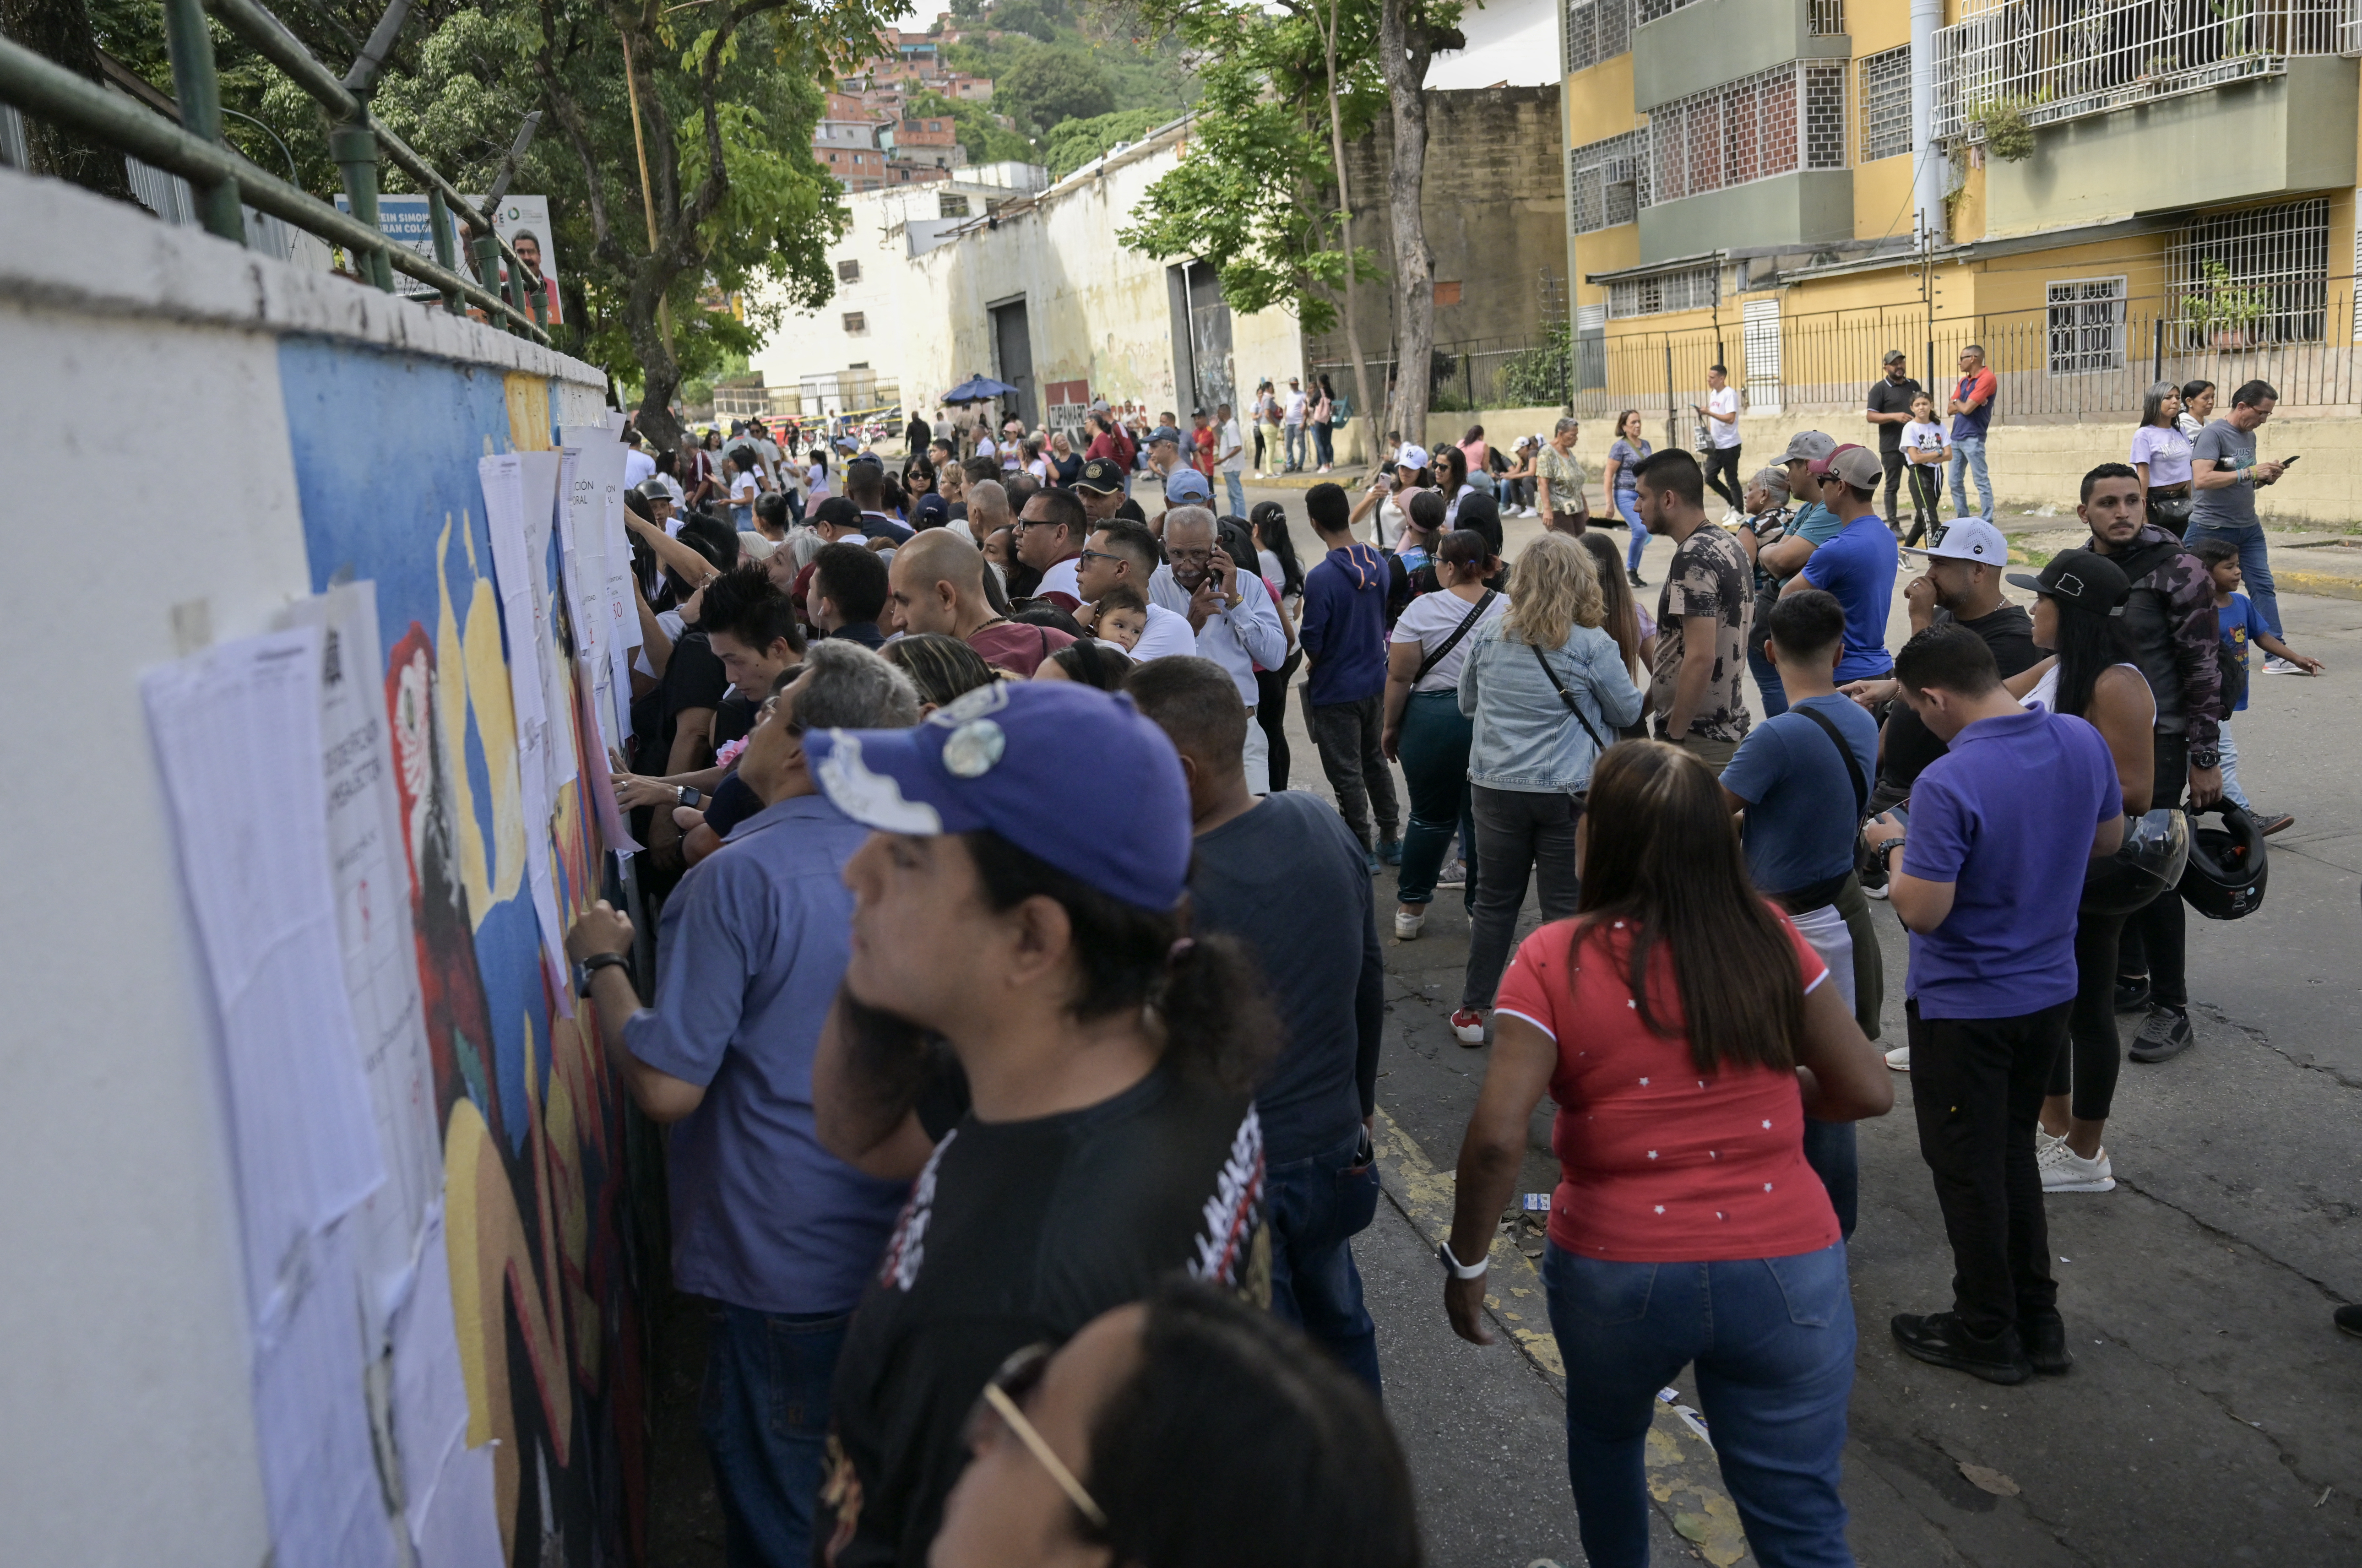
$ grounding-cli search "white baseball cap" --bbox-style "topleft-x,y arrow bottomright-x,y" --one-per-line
1395,443 -> 1432,471
1903,516 -> 2008,564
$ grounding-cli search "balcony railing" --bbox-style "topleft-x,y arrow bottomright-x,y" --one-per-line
1933,0 -> 2346,141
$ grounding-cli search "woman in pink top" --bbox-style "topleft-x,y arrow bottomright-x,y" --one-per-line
1442,741 -> 1890,1568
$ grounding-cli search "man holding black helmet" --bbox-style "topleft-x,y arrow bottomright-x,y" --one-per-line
2079,461 -> 2223,1064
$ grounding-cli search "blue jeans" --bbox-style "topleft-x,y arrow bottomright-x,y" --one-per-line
1947,434 -> 1992,521
1800,1119 -> 1857,1240
1223,469 -> 1247,519
2182,517 -> 2281,635
1285,423 -> 1306,470
1616,492 -> 1648,571
1545,1242 -> 1857,1568
1266,1131 -> 1383,1392
1746,611 -> 1789,719
700,1303 -> 852,1568
1314,421 -> 1335,466
2218,718 -> 2252,809
1394,689 -> 1477,907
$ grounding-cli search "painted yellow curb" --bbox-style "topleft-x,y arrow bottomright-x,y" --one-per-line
2280,568 -> 2362,603
1371,1108 -> 1753,1565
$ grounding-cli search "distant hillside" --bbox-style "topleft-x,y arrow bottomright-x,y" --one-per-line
941,0 -> 1197,151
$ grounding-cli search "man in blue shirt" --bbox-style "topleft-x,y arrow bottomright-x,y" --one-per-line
1787,443 -> 1900,681
1720,590 -> 1880,1237
1299,482 -> 1400,868
1129,657 -> 1387,1390
1862,625 -> 2123,1387
565,639 -> 923,1568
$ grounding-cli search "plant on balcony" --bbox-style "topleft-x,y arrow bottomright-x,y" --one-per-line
2178,258 -> 2272,350
1966,98 -> 2036,161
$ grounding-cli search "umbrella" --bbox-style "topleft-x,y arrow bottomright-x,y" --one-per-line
942,375 -> 1019,405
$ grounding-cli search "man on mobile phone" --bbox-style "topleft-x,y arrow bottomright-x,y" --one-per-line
2188,379 -> 2290,646
1696,364 -> 1745,516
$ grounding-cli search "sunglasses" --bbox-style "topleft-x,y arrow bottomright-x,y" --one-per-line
963,1343 -> 1108,1530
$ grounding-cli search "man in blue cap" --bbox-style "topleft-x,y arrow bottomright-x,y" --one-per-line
803,682 -> 1274,1568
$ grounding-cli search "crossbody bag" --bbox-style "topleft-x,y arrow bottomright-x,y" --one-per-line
1411,591 -> 1499,688
1781,704 -> 1870,915
1528,643 -> 1609,754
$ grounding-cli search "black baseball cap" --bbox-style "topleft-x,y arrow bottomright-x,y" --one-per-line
1075,457 -> 1127,493
2008,548 -> 2130,616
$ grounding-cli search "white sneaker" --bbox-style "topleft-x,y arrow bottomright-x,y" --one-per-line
1884,1044 -> 1911,1072
1394,907 -> 1427,940
2039,1138 -> 2117,1193
2263,654 -> 2302,675
1436,858 -> 1468,889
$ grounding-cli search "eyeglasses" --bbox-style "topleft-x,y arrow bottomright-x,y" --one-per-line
1076,548 -> 1126,565
962,1343 -> 1108,1530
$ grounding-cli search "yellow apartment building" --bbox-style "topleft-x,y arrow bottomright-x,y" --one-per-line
1558,0 -> 2362,517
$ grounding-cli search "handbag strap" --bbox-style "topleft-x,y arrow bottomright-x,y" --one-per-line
1528,641 -> 1607,751
1412,590 -> 1497,687
1792,702 -> 1869,820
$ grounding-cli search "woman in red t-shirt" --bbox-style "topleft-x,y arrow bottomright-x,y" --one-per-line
1441,741 -> 1889,1568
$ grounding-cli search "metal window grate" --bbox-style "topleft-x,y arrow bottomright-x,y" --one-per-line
842,311 -> 868,332
1808,0 -> 1846,35
1608,264 -> 1718,320
1645,62 -> 1846,208
1934,0 -> 2343,141
2165,197 -> 2330,348
1566,0 -> 1634,73
1859,44 -> 1912,161
1634,0 -> 1694,23
2047,276 -> 2128,374
837,258 -> 862,282
1569,129 -> 1650,233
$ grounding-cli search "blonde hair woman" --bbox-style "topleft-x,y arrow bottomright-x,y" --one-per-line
1449,533 -> 1645,1045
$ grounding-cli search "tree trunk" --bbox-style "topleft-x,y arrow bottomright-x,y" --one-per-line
630,298 -> 684,451
1377,0 -> 1433,454
0,0 -> 139,203
1323,0 -> 1379,472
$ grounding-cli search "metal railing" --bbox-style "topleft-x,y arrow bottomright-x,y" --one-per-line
0,0 -> 550,344
1304,335 -> 1575,419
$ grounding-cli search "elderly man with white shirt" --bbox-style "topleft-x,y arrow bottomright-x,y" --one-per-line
1151,505 -> 1288,794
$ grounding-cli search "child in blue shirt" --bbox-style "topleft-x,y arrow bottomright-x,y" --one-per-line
2191,537 -> 2322,824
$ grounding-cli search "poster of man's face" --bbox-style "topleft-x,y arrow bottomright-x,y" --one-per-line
491,197 -> 562,324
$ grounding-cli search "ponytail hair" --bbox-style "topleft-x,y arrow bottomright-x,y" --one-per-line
964,831 -> 1277,1095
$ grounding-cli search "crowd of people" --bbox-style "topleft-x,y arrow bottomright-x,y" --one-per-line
574,366 -> 2326,1564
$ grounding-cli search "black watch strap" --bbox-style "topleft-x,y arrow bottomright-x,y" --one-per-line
576,951 -> 630,996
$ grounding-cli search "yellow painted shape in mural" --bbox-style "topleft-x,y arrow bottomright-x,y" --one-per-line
434,512 -> 526,924
505,373 -> 552,452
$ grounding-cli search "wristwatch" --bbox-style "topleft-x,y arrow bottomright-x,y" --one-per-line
1873,834 -> 1907,868
1437,1239 -> 1490,1280
575,951 -> 630,996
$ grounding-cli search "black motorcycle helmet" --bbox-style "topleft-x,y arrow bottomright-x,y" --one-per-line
2178,806 -> 2268,920
2082,807 -> 2191,916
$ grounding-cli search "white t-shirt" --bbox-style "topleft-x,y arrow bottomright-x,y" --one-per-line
1127,600 -> 1200,661
1901,419 -> 1948,461
1707,386 -> 1743,448
656,472 -> 686,508
1035,557 -> 1082,603
1390,588 -> 1508,692
976,434 -> 999,462
806,464 -> 831,502
730,471 -> 760,510
623,448 -> 656,488
1219,418 -> 1247,473
1283,390 -> 1307,425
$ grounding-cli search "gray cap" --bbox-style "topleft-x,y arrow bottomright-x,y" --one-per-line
1777,430 -> 1837,466
637,478 -> 673,502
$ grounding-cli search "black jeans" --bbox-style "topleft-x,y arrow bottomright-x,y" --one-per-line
2119,733 -> 2188,1009
1309,694 -> 1399,849
1702,443 -> 1744,512
2054,901 -> 2130,1122
1256,649 -> 1304,792
1906,999 -> 2070,1342
1902,465 -> 1942,546
1462,786 -> 1582,1009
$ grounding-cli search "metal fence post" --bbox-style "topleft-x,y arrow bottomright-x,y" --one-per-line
427,188 -> 462,313
1663,337 -> 1676,449
160,0 -> 245,244
329,120 -> 392,290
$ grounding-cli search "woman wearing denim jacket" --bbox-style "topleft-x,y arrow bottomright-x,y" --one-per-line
1450,533 -> 1643,1045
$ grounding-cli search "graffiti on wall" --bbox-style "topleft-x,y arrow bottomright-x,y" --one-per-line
279,340 -> 646,1567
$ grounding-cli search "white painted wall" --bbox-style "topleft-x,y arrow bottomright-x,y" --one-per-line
0,164 -> 605,1568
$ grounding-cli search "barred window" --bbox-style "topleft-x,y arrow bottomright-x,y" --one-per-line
1565,0 -> 1633,74
1608,265 -> 1718,320
837,258 -> 862,282
1569,129 -> 1650,233
1807,0 -> 1845,35
1646,62 -> 1846,207
842,311 -> 868,332
2047,277 -> 2127,375
1859,45 -> 1911,163
2166,197 -> 2331,347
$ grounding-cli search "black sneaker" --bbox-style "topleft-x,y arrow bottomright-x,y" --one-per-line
1891,1312 -> 2032,1385
1628,568 -> 1648,588
2336,1304 -> 2362,1340
2129,1005 -> 2194,1063
2251,811 -> 2294,837
2113,976 -> 2152,1012
2021,1313 -> 2073,1376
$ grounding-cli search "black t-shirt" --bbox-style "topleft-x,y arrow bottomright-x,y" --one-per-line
713,690 -> 760,751
820,1064 -> 1265,1568
1052,452 -> 1083,486
1114,496 -> 1148,524
906,416 -> 929,450
1878,602 -> 2042,790
636,629 -> 728,775
1866,376 -> 1924,454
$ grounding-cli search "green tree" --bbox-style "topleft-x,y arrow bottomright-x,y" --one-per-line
994,45 -> 1118,135
992,0 -> 1062,43
1042,107 -> 1167,178
907,89 -> 1035,166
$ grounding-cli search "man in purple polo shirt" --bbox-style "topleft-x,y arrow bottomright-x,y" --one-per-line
1863,624 -> 2123,1387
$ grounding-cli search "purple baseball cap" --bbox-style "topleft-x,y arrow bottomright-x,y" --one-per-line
804,681 -> 1193,911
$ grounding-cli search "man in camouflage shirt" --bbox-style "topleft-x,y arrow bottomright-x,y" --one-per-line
1634,448 -> 1754,773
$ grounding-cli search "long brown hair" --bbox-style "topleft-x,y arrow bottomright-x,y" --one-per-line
1572,742 -> 1804,1074
1578,531 -> 1642,677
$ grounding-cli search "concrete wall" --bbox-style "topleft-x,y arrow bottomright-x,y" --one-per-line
1637,169 -> 1855,264
1985,59 -> 2360,239
1315,85 -> 1569,364
752,129 -> 1303,425
1630,0 -> 1846,110
0,164 -> 627,1567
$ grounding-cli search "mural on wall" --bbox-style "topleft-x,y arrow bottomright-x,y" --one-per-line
278,340 -> 648,1568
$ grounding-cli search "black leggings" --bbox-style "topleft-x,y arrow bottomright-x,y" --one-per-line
2119,736 -> 2189,1009
1901,466 -> 1941,546
2052,903 -> 2129,1122
1256,649 -> 1304,792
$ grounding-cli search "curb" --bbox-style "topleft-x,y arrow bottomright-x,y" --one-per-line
2281,568 -> 2362,603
